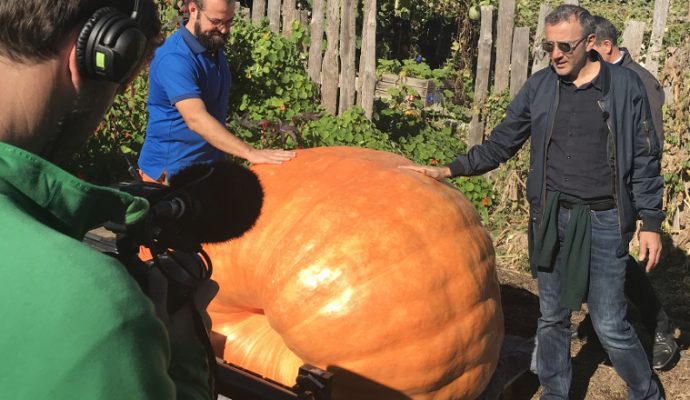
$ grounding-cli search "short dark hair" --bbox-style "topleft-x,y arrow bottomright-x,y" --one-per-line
545,4 -> 596,37
191,0 -> 237,11
0,0 -> 161,63
593,16 -> 619,46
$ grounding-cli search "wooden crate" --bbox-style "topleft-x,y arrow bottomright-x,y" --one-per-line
375,73 -> 438,106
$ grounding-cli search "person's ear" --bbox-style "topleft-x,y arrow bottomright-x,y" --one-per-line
68,40 -> 82,91
605,40 -> 614,55
188,1 -> 199,18
585,33 -> 596,52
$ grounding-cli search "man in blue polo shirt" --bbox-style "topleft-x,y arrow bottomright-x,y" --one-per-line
139,0 -> 294,182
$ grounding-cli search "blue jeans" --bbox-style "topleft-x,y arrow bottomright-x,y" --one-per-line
535,207 -> 663,399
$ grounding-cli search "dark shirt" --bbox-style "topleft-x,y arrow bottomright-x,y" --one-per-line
546,70 -> 614,201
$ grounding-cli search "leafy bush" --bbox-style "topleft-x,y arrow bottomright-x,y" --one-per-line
226,19 -> 320,126
302,108 -> 397,152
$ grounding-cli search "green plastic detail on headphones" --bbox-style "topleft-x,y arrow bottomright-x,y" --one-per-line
96,52 -> 106,70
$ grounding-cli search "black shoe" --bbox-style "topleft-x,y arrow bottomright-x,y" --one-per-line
652,331 -> 679,370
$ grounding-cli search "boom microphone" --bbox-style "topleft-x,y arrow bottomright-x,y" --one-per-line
164,161 -> 264,244
114,161 -> 264,249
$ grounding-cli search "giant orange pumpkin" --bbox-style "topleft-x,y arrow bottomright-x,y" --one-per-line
205,146 -> 503,399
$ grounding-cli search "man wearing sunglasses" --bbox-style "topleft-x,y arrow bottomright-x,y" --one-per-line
139,0 -> 295,184
403,4 -> 664,399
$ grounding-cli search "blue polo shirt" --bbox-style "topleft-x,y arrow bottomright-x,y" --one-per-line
138,23 -> 231,179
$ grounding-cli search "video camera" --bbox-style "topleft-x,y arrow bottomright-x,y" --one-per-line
85,161 -> 332,400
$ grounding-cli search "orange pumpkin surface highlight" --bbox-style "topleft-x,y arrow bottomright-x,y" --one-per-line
205,147 -> 503,399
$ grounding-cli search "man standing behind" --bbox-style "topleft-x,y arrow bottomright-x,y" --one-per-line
402,5 -> 664,399
589,15 -> 678,371
139,0 -> 294,183
593,16 -> 665,145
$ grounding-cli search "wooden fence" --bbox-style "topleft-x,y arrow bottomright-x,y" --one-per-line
238,0 -> 377,119
467,0 -> 672,147
235,0 -> 674,126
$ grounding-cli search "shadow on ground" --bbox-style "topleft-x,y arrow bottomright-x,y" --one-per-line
498,277 -> 541,399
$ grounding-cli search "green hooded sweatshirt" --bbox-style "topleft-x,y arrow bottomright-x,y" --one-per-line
0,142 -> 210,399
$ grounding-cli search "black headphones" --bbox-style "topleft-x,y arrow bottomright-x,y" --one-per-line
76,0 -> 154,83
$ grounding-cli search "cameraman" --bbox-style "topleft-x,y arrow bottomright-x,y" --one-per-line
0,1 -> 216,399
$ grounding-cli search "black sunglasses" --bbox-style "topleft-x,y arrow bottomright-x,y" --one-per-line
541,36 -> 588,54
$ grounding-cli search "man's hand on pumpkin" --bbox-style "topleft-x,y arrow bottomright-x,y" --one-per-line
246,148 -> 296,165
399,165 -> 452,181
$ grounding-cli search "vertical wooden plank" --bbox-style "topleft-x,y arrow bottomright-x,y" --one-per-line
468,5 -> 494,147
308,0 -> 326,84
358,0 -> 376,119
231,1 -> 245,20
282,0 -> 296,36
338,0 -> 357,114
267,0 -> 281,33
531,4 -> 552,75
252,0 -> 266,24
321,0 -> 341,114
510,27 -> 530,99
299,10 -> 310,28
645,0 -> 670,77
621,20 -> 646,62
356,0 -> 367,100
494,0 -> 516,93
239,6 -> 251,21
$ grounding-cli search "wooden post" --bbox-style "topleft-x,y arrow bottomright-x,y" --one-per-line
267,0 -> 281,33
358,0 -> 376,119
494,0 -> 516,93
621,20 -> 646,62
338,0 -> 357,115
645,0 -> 670,77
321,0 -> 341,114
531,4 -> 552,75
252,0 -> 266,24
282,0 -> 296,36
468,5 -> 493,148
510,27 -> 530,99
308,0 -> 325,85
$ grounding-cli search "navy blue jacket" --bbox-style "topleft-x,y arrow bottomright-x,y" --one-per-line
448,60 -> 664,235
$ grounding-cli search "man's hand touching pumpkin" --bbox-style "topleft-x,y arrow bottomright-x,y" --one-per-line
246,148 -> 296,165
399,165 -> 452,181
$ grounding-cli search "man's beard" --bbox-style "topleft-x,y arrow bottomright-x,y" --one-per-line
195,19 -> 228,53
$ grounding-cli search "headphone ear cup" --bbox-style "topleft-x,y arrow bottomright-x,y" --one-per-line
76,7 -> 119,79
